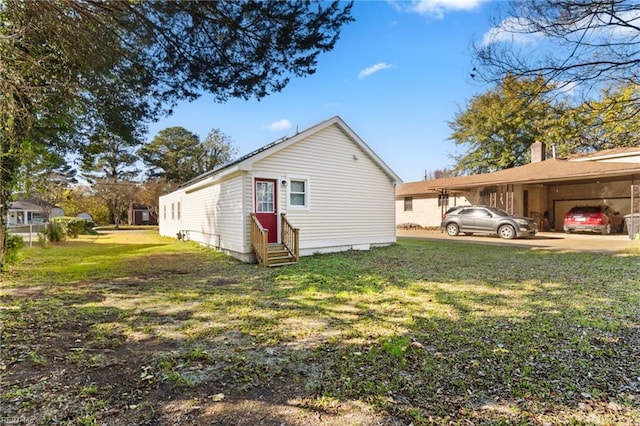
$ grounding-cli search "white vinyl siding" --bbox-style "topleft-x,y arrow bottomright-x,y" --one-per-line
253,125 -> 396,253
159,174 -> 248,257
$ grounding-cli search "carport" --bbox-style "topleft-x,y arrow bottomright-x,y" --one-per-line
396,146 -> 640,233
542,174 -> 635,232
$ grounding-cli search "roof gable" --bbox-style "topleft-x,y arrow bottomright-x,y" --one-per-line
182,116 -> 401,189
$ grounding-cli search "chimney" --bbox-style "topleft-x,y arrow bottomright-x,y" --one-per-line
531,141 -> 546,163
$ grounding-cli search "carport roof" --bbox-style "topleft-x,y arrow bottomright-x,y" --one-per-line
397,159 -> 640,196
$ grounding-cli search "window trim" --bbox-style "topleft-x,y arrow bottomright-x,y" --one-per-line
404,196 -> 413,212
286,177 -> 310,210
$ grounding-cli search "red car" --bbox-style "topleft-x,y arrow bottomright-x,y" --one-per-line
563,205 -> 624,235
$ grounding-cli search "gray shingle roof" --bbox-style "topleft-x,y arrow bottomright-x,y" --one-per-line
397,159 -> 640,196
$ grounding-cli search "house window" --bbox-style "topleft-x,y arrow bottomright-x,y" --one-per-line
171,203 -> 175,220
404,197 -> 413,212
163,205 -> 166,220
480,186 -> 496,198
438,193 -> 449,207
32,212 -> 46,223
177,201 -> 181,220
288,179 -> 309,209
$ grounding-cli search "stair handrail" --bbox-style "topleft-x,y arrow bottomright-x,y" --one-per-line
250,213 -> 269,266
280,213 -> 299,262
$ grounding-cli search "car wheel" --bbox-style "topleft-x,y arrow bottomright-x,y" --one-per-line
601,223 -> 611,235
498,224 -> 516,239
446,223 -> 460,236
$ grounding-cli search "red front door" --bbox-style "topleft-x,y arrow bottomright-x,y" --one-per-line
255,179 -> 278,244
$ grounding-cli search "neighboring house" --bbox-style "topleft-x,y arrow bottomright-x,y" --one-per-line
128,204 -> 158,226
159,116 -> 402,265
7,197 -> 64,226
77,212 -> 94,222
397,144 -> 640,230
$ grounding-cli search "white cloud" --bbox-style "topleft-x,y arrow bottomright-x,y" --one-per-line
481,9 -> 640,48
555,80 -> 579,97
397,0 -> 485,19
266,119 -> 292,131
480,17 -> 541,47
358,62 -> 393,80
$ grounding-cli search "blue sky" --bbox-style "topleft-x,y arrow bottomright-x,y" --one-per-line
147,0 -> 498,183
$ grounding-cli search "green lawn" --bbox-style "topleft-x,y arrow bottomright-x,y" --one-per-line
1,229 -> 639,425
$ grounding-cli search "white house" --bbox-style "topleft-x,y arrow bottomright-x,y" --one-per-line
159,116 -> 402,265
8,197 -> 64,226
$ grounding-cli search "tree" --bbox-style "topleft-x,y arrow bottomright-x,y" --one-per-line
0,0 -> 353,266
424,168 -> 458,180
473,1 -> 640,109
448,74 -> 561,174
17,149 -> 77,221
450,76 -> 640,173
573,83 -> 640,150
80,133 -> 140,228
139,127 -> 202,183
140,127 -> 237,183
196,129 -> 239,176
60,185 -> 110,225
135,178 -> 179,222
533,82 -> 640,157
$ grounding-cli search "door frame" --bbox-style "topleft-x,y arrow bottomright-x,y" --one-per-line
253,177 -> 280,244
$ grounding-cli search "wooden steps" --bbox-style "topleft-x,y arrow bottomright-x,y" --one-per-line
251,214 -> 299,267
266,244 -> 297,267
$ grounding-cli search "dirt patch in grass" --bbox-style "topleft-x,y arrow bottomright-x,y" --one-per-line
1,231 -> 639,425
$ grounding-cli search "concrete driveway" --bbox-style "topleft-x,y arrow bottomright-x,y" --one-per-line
397,229 -> 639,254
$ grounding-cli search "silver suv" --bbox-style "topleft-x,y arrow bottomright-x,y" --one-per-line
441,206 -> 537,239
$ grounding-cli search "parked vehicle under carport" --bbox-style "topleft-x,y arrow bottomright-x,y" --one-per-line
563,205 -> 624,235
441,206 -> 537,240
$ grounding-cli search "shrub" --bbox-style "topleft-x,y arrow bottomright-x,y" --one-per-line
51,217 -> 97,238
43,221 -> 66,243
397,223 -> 424,230
4,234 -> 25,265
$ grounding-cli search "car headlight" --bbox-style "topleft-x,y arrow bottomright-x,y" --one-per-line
515,219 -> 528,226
